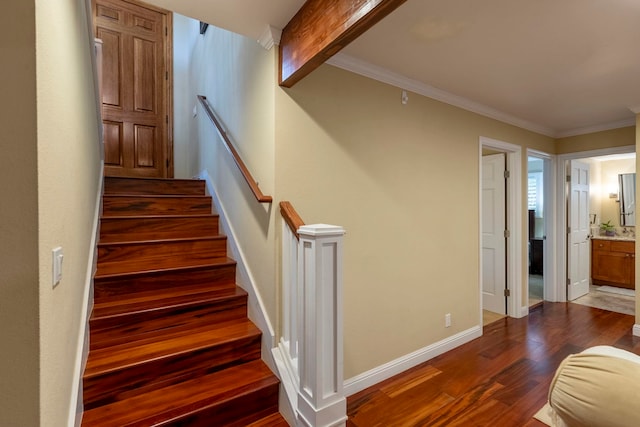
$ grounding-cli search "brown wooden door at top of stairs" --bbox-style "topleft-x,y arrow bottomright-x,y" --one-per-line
95,0 -> 172,178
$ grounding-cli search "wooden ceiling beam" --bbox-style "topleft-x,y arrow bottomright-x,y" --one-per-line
279,0 -> 407,88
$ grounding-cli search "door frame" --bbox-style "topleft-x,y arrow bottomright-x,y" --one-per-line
479,136 -> 524,321
527,149 -> 555,304
554,145 -> 635,302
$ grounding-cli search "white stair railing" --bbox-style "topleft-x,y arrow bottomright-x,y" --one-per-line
275,202 -> 346,427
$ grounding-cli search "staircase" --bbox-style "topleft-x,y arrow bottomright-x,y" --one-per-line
82,177 -> 287,426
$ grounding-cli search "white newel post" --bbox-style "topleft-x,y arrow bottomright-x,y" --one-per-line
296,224 -> 347,427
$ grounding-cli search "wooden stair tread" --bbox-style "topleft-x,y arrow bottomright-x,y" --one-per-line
85,177 -> 279,425
102,195 -> 213,217
84,318 -> 260,378
95,256 -> 235,278
99,214 -> 220,243
82,360 -> 278,426
96,236 -> 227,264
98,235 -> 224,247
104,176 -> 206,195
100,213 -> 218,220
103,194 -> 211,199
92,285 -> 247,319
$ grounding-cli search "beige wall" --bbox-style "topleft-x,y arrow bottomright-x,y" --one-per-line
176,18 -> 639,382
0,2 -> 40,425
556,126 -> 635,154
36,0 -> 102,424
0,0 -> 101,426
187,24 -> 278,324
275,64 -> 554,378
173,13 -> 200,179
598,159 -> 635,229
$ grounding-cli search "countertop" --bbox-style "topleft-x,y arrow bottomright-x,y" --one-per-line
592,235 -> 635,241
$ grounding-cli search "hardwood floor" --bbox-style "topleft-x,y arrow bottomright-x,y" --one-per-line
347,302 -> 640,426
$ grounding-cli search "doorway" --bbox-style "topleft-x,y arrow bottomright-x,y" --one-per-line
479,137 -> 524,323
555,146 -> 636,303
527,154 -> 550,307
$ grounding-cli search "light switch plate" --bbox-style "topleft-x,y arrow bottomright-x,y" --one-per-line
52,247 -> 63,287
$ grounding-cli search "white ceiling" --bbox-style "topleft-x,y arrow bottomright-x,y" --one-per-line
147,0 -> 640,138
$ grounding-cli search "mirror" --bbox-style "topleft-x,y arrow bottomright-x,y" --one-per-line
618,173 -> 636,226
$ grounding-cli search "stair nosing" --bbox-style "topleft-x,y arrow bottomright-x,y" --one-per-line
103,194 -> 211,199
104,177 -> 204,182
94,257 -> 236,280
97,235 -> 226,247
100,213 -> 218,221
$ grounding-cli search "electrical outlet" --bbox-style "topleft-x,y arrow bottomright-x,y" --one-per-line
52,247 -> 63,287
445,313 -> 451,328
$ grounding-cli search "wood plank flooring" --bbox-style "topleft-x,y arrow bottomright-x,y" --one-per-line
347,302 -> 640,426
83,177 -> 286,426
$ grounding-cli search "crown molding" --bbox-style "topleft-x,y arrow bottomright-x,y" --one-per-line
555,118 -> 637,139
326,53 -> 556,137
326,53 -> 636,139
258,25 -> 282,50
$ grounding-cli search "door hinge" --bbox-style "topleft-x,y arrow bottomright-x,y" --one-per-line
566,175 -> 571,182
504,288 -> 511,297
504,229 -> 510,238
566,278 -> 571,286
165,27 -> 168,36
567,226 -> 571,234
504,170 -> 510,179
166,115 -> 168,124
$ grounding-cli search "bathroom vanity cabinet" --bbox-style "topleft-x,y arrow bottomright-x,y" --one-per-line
591,238 -> 635,290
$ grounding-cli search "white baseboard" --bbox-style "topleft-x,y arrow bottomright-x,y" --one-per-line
519,305 -> 529,318
69,164 -> 103,427
633,324 -> 640,337
272,345 -> 298,426
197,170 -> 277,369
343,325 -> 482,396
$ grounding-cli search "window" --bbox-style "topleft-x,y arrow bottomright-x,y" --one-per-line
528,171 -> 543,217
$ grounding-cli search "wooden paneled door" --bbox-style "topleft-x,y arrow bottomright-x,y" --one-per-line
94,0 -> 172,177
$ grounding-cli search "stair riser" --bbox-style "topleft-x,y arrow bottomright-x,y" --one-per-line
103,196 -> 212,216
97,238 -> 227,265
83,334 -> 262,409
100,216 -> 219,242
104,177 -> 206,195
94,265 -> 237,298
164,382 -> 280,427
90,299 -> 248,350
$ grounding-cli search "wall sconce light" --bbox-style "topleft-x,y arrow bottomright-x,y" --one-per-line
401,90 -> 408,105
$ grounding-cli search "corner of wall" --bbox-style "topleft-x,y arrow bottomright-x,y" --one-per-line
69,165 -> 103,427
197,170 -> 277,367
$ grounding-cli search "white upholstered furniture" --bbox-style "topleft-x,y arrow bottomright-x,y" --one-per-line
547,345 -> 640,427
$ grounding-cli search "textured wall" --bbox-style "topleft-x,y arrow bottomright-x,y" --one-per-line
275,64 -> 555,378
35,0 -> 102,425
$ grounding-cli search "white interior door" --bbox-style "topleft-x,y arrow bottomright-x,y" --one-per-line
568,160 -> 590,300
482,154 -> 506,314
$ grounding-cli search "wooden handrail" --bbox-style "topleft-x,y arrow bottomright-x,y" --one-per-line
280,201 -> 305,240
197,95 -> 272,203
